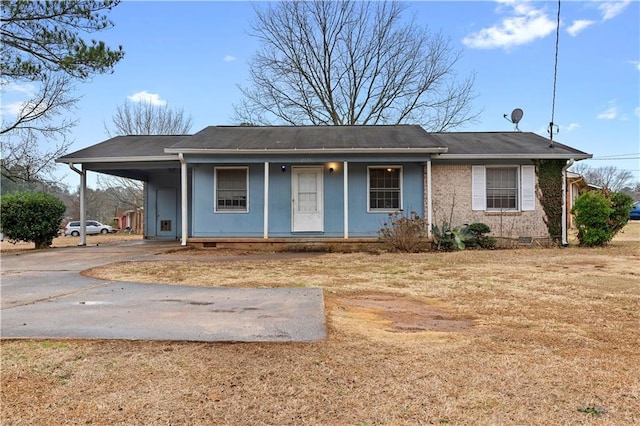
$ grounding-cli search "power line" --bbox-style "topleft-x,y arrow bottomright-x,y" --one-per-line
590,157 -> 640,160
591,153 -> 640,159
548,0 -> 561,148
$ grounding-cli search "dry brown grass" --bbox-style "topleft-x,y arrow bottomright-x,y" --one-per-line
0,233 -> 143,254
2,223 -> 640,425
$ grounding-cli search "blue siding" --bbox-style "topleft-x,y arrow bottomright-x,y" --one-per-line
150,159 -> 426,239
268,164 -> 346,237
347,163 -> 424,237
192,164 -> 265,237
145,172 -> 183,239
267,163 -> 291,236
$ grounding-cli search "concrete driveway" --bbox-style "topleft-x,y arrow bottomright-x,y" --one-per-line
0,241 -> 326,342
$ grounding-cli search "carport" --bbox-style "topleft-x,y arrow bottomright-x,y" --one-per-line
56,135 -> 186,246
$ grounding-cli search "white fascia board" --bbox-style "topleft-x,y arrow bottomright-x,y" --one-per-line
164,147 -> 449,155
56,155 -> 179,164
435,153 -> 592,160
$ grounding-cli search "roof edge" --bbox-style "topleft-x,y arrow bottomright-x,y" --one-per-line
435,153 -> 593,160
165,147 -> 449,155
56,155 -> 180,164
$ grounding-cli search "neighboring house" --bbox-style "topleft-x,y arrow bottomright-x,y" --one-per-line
566,171 -> 600,229
56,126 -> 591,247
115,207 -> 145,233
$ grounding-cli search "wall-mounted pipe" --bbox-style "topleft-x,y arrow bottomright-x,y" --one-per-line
561,159 -> 575,246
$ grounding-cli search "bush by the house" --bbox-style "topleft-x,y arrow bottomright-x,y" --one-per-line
430,222 -> 473,251
465,222 -> 496,249
571,190 -> 633,247
378,211 -> 429,252
0,192 -> 66,249
608,191 -> 634,235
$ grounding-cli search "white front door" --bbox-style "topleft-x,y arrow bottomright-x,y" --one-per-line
292,166 -> 323,232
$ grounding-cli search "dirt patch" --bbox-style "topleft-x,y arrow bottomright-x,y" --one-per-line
333,292 -> 474,333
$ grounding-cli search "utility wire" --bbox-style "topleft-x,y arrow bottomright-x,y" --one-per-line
548,0 -> 561,148
591,157 -> 640,160
591,153 -> 640,159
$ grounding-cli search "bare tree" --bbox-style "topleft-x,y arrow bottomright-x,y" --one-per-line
67,186 -> 120,224
571,164 -> 635,192
235,0 -> 478,130
631,182 -> 640,200
1,0 -> 124,182
1,73 -> 78,137
99,100 -> 194,232
1,127 -> 72,183
105,101 -> 193,137
96,174 -> 144,211
1,73 -> 77,182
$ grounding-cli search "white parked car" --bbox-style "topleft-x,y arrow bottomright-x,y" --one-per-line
64,220 -> 114,236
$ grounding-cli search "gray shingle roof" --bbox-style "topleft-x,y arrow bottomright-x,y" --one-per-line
166,125 -> 442,151
56,135 -> 187,162
431,132 -> 591,159
56,127 -> 591,163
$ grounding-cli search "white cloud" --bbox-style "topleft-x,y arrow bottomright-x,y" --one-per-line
598,0 -> 631,21
635,107 -> 640,118
0,81 -> 37,118
127,90 -> 167,106
630,61 -> 640,71
223,55 -> 237,63
563,123 -> 580,131
563,1 -> 631,38
597,101 -> 618,120
567,20 -> 595,36
1,99 -> 51,119
462,1 -> 557,50
1,101 -> 26,117
0,80 -> 36,95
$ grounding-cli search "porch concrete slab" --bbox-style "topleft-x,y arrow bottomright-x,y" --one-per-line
1,282 -> 326,342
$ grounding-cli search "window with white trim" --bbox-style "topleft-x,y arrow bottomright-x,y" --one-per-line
215,167 -> 248,212
486,167 -> 518,209
472,165 -> 535,212
368,166 -> 402,211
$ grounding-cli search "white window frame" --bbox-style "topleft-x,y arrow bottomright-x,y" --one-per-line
214,166 -> 249,213
367,165 -> 403,212
486,166 -> 520,211
472,165 -> 535,212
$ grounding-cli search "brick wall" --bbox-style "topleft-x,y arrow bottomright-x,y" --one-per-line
428,164 -> 550,240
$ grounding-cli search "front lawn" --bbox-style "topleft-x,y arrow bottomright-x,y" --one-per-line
2,223 -> 639,424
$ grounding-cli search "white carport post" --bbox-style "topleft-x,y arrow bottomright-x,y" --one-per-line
343,161 -> 348,239
179,153 -> 188,246
426,159 -> 433,238
67,163 -> 87,246
264,162 -> 269,239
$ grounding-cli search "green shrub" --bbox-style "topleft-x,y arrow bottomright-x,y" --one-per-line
465,222 -> 496,249
0,192 -> 66,249
608,191 -> 633,236
378,211 -> 429,252
431,222 -> 473,251
570,190 -> 632,247
535,160 -> 566,242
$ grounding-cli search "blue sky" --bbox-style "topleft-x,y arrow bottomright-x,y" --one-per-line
3,0 -> 639,188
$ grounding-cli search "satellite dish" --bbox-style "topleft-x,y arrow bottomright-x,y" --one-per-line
511,108 -> 523,124
503,108 -> 524,131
